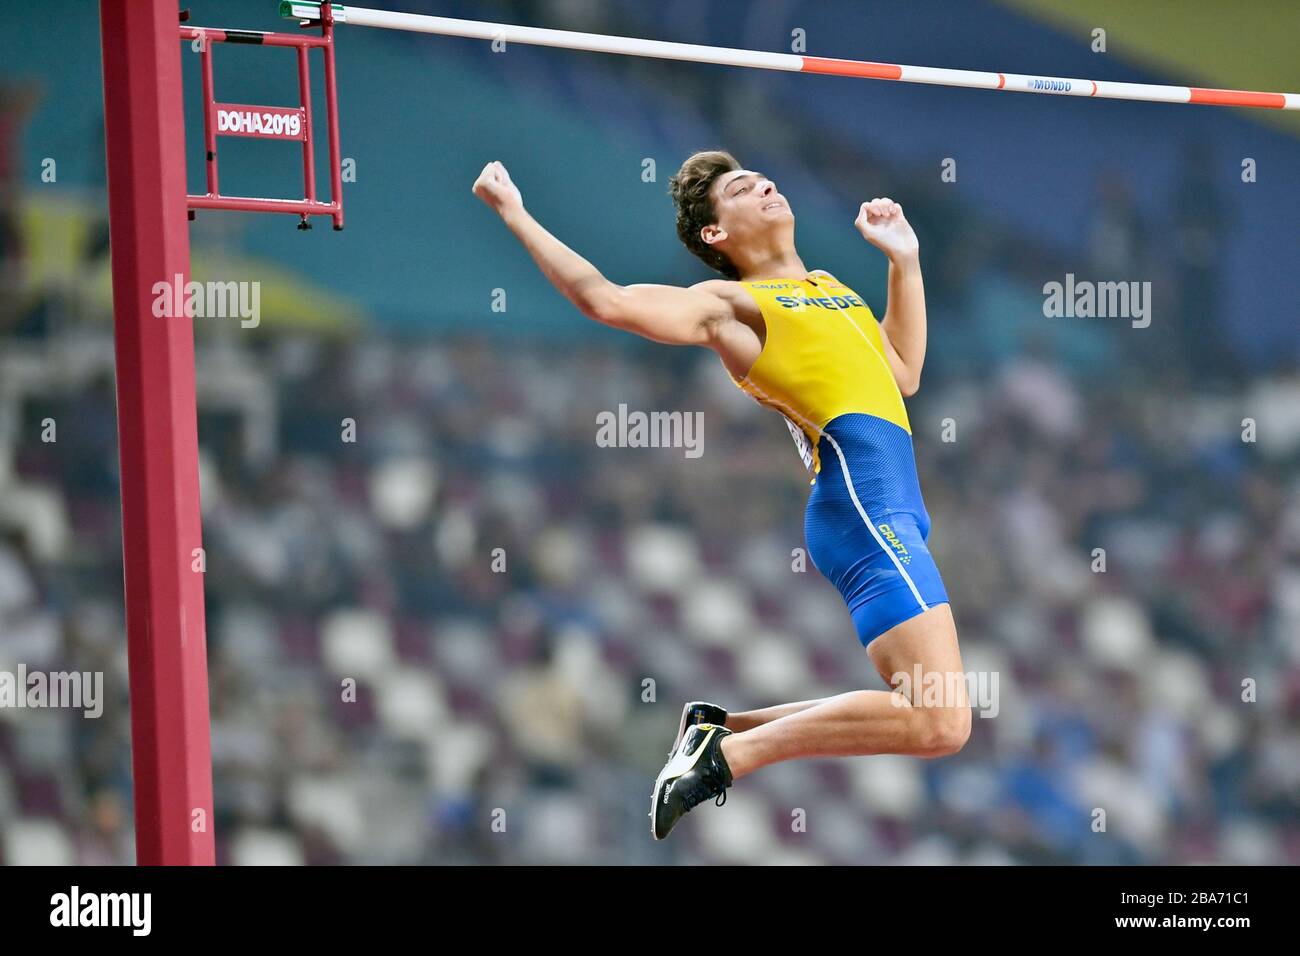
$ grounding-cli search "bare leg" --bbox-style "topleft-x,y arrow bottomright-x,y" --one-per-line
724,699 -> 831,732
720,604 -> 970,779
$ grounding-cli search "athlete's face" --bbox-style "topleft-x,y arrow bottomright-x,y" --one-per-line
703,168 -> 794,253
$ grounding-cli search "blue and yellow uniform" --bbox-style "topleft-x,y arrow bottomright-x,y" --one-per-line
728,270 -> 948,646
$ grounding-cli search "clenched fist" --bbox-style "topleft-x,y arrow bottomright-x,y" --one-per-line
472,160 -> 524,215
854,197 -> 919,261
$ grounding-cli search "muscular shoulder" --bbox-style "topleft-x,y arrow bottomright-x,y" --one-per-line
688,279 -> 763,368
689,278 -> 741,299
689,278 -> 758,322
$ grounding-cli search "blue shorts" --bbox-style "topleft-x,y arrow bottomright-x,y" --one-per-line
803,414 -> 949,647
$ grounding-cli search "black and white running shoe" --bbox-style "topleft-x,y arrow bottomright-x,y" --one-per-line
651,722 -> 734,841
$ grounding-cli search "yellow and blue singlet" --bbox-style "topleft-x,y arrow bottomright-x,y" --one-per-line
728,270 -> 949,645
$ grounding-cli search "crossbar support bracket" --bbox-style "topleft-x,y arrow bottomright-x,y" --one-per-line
182,1 -> 344,229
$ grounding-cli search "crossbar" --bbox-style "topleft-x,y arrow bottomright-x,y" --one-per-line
280,1 -> 1299,111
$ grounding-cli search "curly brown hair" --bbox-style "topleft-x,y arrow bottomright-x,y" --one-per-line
668,149 -> 741,279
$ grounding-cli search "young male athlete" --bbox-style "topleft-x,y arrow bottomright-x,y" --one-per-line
472,151 -> 971,842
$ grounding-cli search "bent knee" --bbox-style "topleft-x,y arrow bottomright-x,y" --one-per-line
916,707 -> 971,757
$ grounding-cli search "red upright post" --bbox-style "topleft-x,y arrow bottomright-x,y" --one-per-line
99,0 -> 215,866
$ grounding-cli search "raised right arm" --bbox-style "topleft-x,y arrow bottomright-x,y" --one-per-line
472,161 -> 734,347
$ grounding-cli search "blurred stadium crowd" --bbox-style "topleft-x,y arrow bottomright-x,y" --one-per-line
2,275 -> 1298,865
2,0 -> 1299,866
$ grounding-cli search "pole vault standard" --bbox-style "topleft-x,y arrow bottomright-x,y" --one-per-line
281,1 -> 1300,111
100,0 -> 214,867
99,0 -> 343,865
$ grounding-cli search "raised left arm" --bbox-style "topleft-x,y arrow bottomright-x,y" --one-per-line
855,198 -> 926,397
